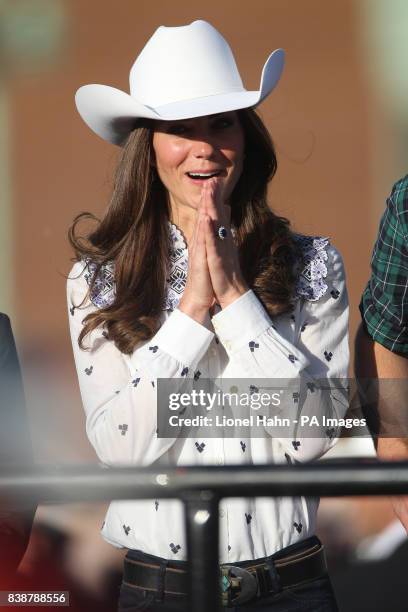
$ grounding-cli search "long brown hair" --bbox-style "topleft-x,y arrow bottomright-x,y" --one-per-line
68,108 -> 301,354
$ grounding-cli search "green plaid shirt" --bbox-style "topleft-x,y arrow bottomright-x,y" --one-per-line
360,175 -> 408,355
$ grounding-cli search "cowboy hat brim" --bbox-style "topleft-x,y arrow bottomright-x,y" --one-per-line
75,49 -> 285,146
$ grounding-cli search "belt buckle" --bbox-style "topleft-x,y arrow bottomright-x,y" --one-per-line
220,565 -> 258,607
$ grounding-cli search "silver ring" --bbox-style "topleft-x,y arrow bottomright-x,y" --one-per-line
217,226 -> 228,240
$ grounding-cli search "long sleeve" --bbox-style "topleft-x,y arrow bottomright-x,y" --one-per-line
67,261 -> 214,466
211,244 -> 349,461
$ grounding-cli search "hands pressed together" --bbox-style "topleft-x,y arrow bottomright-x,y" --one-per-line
178,178 -> 249,324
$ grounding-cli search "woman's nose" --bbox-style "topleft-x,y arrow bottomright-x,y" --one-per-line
191,138 -> 217,159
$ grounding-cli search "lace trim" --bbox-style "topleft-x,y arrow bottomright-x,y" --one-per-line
83,221 -> 235,310
165,222 -> 188,311
83,259 -> 115,309
293,234 -> 330,302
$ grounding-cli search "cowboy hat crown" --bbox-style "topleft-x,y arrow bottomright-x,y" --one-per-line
75,20 -> 285,146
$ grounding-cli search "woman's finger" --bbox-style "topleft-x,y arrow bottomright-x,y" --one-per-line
208,178 -> 232,229
191,192 -> 207,254
196,211 -> 206,251
204,212 -> 222,268
196,210 -> 212,269
203,180 -> 219,223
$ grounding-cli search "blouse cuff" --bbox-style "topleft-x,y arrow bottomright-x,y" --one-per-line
211,289 -> 310,372
131,308 -> 214,369
211,290 -> 273,351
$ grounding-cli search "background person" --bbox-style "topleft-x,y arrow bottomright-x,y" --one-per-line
0,313 -> 35,588
68,20 -> 349,611
357,174 -> 408,532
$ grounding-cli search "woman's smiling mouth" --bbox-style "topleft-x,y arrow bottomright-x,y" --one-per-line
185,169 -> 225,184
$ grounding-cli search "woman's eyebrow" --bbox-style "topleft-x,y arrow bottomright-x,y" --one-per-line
210,112 -> 235,120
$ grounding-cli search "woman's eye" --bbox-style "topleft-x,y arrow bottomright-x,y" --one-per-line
212,117 -> 233,129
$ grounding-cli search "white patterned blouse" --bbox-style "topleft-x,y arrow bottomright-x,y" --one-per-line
66,221 -> 349,563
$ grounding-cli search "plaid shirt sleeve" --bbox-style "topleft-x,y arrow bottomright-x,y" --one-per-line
360,174 -> 408,354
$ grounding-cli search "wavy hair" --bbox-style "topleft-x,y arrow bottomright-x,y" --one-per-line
68,108 -> 301,354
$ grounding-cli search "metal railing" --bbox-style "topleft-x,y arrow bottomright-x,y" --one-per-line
1,459 -> 408,611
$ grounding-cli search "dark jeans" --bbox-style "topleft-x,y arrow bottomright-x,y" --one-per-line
118,540 -> 339,612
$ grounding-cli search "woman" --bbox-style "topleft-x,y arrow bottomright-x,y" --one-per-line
68,20 -> 349,611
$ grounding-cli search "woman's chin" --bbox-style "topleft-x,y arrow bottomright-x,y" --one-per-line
181,190 -> 204,209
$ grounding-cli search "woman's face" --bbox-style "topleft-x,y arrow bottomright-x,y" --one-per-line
152,111 -> 245,211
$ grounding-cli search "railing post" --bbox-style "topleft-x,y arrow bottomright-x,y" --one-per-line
184,489 -> 221,612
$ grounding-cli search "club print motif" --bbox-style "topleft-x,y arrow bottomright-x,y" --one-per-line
194,370 -> 201,380
85,366 -> 93,375
240,441 -> 246,453
330,289 -> 340,299
69,305 -> 75,316
300,322 -> 308,333
292,441 -> 301,451
149,345 -> 159,353
245,513 -> 252,525
181,366 -> 189,376
118,424 -> 128,436
155,500 -> 159,511
324,351 -> 333,362
195,442 -> 205,453
292,392 -> 299,403
288,354 -> 298,364
132,377 -> 141,387
293,522 -> 303,534
248,341 -> 259,352
123,525 -> 131,536
169,543 -> 181,554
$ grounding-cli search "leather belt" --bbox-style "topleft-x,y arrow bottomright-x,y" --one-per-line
123,539 -> 328,607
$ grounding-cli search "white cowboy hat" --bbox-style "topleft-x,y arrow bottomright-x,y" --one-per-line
75,20 -> 285,146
